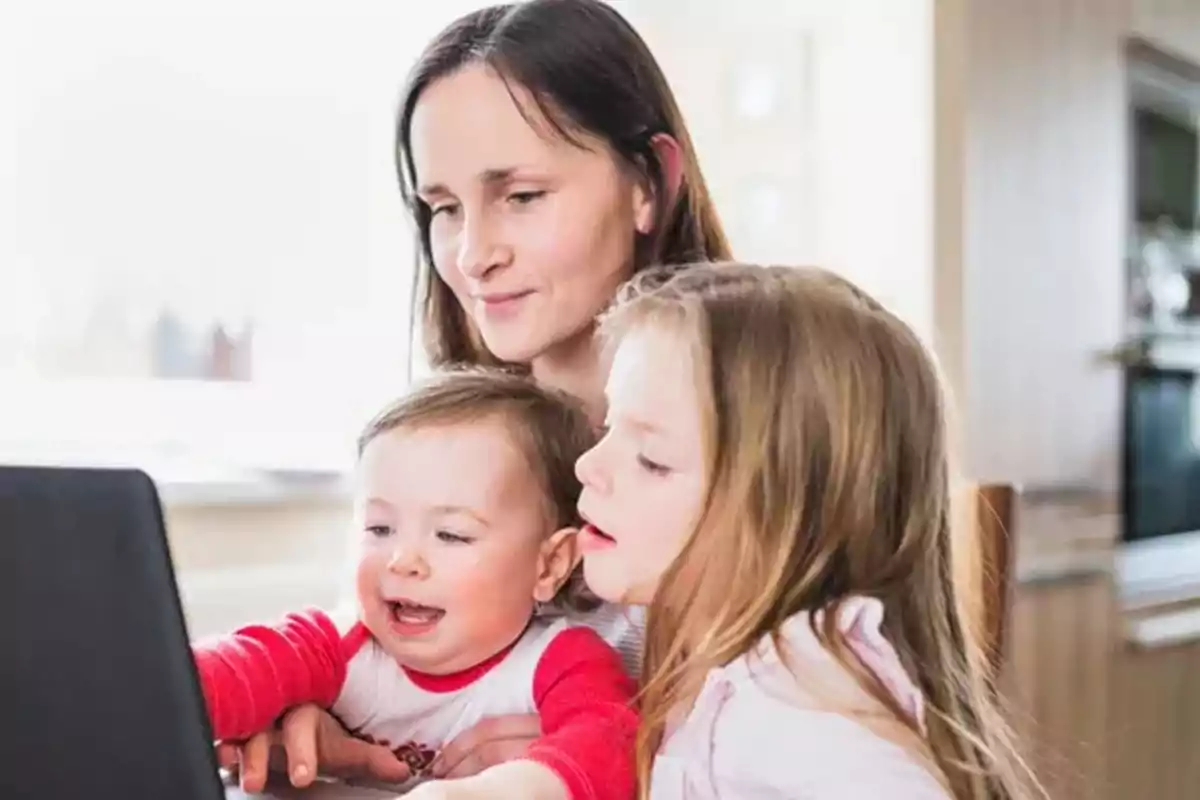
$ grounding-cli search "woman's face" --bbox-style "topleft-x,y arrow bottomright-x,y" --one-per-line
409,64 -> 656,365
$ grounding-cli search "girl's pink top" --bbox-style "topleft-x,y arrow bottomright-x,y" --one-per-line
650,595 -> 952,799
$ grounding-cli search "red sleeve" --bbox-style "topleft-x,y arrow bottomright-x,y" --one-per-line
191,609 -> 352,742
526,626 -> 639,800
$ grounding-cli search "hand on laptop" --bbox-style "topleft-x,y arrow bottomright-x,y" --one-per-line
217,703 -> 542,791
427,713 -> 541,779
216,703 -> 411,792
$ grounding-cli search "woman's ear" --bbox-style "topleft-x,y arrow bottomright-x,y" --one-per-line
534,526 -> 581,603
633,132 -> 685,235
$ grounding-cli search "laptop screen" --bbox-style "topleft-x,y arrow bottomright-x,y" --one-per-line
0,466 -> 224,800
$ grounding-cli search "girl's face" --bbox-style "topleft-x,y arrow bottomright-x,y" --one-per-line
574,329 -> 709,605
409,64 -> 656,366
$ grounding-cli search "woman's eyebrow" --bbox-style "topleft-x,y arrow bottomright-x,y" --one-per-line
418,166 -> 542,197
416,181 -> 452,198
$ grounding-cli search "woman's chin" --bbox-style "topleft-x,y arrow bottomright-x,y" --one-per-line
473,318 -> 548,362
478,318 -> 592,367
478,336 -> 541,365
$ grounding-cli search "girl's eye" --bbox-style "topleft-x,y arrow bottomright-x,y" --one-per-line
365,524 -> 392,537
436,530 -> 473,545
637,454 -> 671,476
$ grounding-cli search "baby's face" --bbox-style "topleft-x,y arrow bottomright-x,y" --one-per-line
354,418 -> 554,674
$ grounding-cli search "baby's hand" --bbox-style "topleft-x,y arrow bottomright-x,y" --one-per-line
401,779 -> 475,800
399,761 -> 567,800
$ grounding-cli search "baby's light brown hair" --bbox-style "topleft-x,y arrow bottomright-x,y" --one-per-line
357,367 -> 600,613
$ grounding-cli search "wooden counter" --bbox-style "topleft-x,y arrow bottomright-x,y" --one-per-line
1005,493 -> 1200,799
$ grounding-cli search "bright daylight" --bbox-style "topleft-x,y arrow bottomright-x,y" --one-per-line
4,1 -> 1200,799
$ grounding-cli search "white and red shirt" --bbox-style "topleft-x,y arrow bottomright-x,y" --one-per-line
193,611 -> 637,800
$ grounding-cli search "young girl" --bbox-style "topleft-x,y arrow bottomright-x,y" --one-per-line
194,370 -> 637,800
575,263 -> 1043,798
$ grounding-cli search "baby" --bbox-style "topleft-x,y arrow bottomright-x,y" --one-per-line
193,369 -> 637,800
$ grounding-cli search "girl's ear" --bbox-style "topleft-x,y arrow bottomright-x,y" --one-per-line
534,526 -> 581,603
633,132 -> 685,235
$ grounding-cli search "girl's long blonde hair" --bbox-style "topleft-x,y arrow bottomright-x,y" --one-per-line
600,263 -> 1042,800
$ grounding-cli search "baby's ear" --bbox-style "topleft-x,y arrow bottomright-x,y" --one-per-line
533,526 -> 581,603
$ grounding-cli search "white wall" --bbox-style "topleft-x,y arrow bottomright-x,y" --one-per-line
637,0 -> 937,340
955,0 -> 1132,488
1135,0 -> 1200,62
809,1 -> 936,342
645,0 -> 1200,489
643,0 -> 1129,486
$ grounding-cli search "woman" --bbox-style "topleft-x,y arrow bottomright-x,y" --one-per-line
221,0 -> 731,792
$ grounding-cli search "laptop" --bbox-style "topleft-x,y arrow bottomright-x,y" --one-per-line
0,465 -> 396,800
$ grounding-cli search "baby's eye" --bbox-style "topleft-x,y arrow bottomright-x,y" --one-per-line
365,524 -> 392,537
436,530 -> 473,545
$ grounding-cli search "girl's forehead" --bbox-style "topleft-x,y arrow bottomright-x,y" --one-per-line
607,332 -> 703,436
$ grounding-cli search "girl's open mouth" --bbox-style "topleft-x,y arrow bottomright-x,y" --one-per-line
580,523 -> 617,550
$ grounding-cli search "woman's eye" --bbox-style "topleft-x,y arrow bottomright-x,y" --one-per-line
436,530 -> 473,545
429,202 -> 459,218
637,454 -> 671,476
508,190 -> 545,206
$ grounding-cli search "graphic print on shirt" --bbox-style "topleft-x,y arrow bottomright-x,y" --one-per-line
357,732 -> 439,776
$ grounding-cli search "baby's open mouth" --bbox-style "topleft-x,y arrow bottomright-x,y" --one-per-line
387,600 -> 445,628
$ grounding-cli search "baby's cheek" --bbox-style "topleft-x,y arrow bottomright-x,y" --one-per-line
354,550 -> 386,605
460,559 -> 537,617
456,567 -> 518,608
353,550 -> 374,585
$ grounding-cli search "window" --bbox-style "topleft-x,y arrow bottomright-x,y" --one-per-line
3,1 -> 505,482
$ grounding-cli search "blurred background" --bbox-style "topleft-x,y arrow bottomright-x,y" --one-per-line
5,0 -> 1200,796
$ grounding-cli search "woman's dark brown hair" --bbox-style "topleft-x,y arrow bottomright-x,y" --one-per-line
395,0 -> 732,369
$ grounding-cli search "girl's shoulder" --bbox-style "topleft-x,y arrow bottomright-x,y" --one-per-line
682,596 -> 950,797
721,595 -> 925,725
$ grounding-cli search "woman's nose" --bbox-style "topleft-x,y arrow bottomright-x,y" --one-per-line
456,215 -> 511,281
